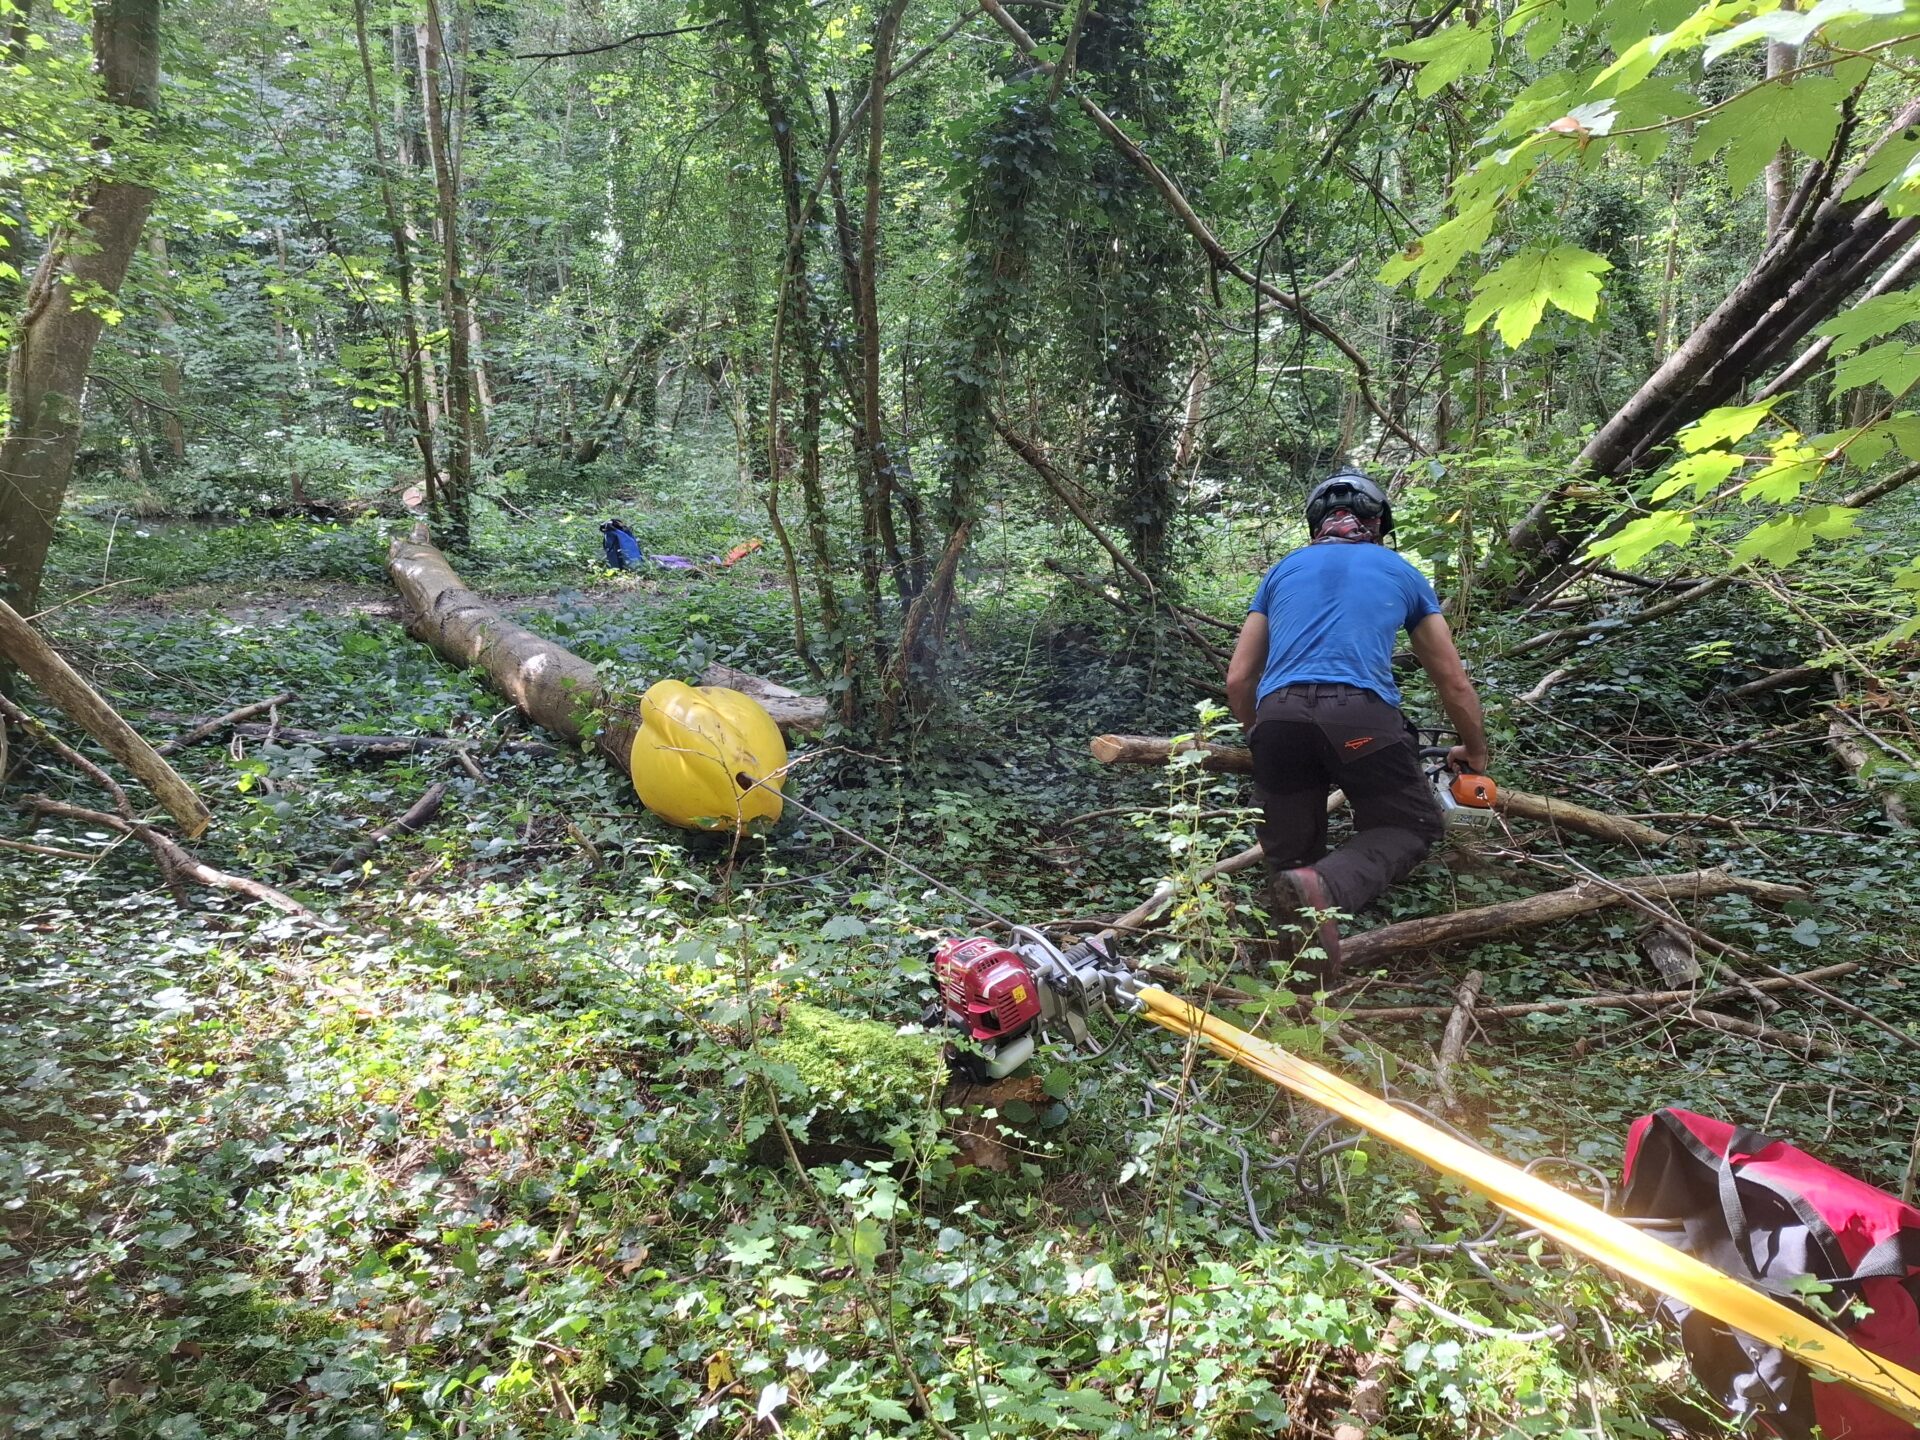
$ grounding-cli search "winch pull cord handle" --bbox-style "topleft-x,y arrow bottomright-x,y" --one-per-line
1129,983 -> 1920,1424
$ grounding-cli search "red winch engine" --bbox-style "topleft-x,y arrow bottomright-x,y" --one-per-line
936,936 -> 1043,1042
934,933 -> 1121,1079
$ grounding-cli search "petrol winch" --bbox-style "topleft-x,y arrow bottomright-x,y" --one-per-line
933,930 -> 1130,1079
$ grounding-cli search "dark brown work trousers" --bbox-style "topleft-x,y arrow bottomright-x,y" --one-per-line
1248,682 -> 1444,916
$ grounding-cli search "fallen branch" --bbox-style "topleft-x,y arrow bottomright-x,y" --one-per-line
329,782 -> 450,873
994,420 -> 1228,667
1337,869 -> 1805,970
1509,464 -> 1920,659
26,796 -> 315,919
223,724 -> 560,760
1089,734 -> 1675,849
158,690 -> 299,755
1432,970 -> 1483,1118
1828,682 -> 1911,828
1727,665 -> 1829,701
1519,667 -> 1573,704
1644,718 -> 1819,776
0,599 -> 210,837
1339,959 -> 1856,1022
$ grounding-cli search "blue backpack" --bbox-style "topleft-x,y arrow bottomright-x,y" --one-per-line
601,520 -> 643,570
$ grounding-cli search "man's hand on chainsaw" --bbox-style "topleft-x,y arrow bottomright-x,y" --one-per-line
1447,742 -> 1491,775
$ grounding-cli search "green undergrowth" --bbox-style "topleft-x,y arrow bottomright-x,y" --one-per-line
8,478 -> 1920,1439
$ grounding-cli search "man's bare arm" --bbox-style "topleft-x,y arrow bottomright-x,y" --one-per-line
1408,613 -> 1490,772
1226,613 -> 1268,730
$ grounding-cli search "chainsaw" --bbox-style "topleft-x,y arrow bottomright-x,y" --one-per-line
932,929 -> 1135,1080
1417,727 -> 1499,825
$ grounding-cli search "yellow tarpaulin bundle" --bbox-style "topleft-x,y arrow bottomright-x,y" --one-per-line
630,679 -> 787,833
1133,985 -> 1920,1424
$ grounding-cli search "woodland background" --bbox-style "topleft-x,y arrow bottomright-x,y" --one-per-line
6,0 -> 1920,1435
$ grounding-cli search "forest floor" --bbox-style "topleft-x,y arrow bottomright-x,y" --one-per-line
6,471 -> 1920,1439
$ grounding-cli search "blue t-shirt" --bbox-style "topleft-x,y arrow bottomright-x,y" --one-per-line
1247,542 -> 1441,707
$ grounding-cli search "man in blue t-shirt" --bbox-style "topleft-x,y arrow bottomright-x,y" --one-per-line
1225,468 -> 1491,972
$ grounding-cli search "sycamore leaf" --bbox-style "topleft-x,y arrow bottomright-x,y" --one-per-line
1699,0 -> 1903,64
1740,451 -> 1823,504
1593,7 -> 1724,95
1732,505 -> 1860,569
1680,400 -> 1777,453
1386,22 -> 1494,99
1814,292 -> 1920,355
1694,76 -> 1849,193
1833,341 -> 1920,398
1586,510 -> 1697,569
1651,450 -> 1744,502
1463,245 -> 1612,346
1378,199 -> 1499,298
1844,133 -> 1920,204
1847,415 -> 1920,469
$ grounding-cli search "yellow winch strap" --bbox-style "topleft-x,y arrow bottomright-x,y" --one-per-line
1134,985 -> 1920,1421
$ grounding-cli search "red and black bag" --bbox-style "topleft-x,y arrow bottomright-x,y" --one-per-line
1622,1108 -> 1920,1438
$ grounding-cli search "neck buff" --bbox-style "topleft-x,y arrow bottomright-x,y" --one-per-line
1312,509 -> 1382,543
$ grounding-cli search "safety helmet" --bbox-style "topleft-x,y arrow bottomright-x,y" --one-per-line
1305,468 -> 1393,538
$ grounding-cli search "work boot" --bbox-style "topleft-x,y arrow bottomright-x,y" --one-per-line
1267,866 -> 1342,979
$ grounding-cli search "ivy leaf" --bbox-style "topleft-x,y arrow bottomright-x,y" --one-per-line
1694,76 -> 1849,193
1386,22 -> 1494,99
1833,341 -> 1920,398
1463,245 -> 1612,346
1814,292 -> 1920,355
1586,510 -> 1696,569
1651,450 -> 1743,502
1680,400 -> 1776,453
1731,505 -> 1859,568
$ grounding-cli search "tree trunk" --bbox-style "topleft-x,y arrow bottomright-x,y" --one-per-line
1764,14 -> 1799,241
352,0 -> 441,508
1504,99 -> 1920,597
740,0 -> 849,694
0,0 -> 30,320
0,0 -> 161,615
415,0 -> 475,547
147,233 -> 185,461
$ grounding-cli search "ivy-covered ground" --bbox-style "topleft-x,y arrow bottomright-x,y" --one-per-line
6,471 -> 1919,1439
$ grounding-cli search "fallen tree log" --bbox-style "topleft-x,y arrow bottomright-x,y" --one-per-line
0,599 -> 210,837
386,528 -> 826,767
1089,734 -> 1674,849
1333,869 -> 1805,970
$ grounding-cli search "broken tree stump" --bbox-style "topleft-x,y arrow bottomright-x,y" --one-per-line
1089,733 -> 1676,850
0,599 -> 210,837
